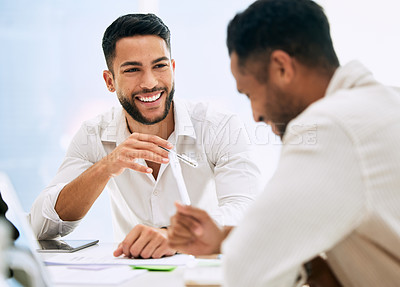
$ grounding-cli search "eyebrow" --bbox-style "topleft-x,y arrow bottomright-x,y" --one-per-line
120,57 -> 170,68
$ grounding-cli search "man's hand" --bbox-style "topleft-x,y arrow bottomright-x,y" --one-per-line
101,132 -> 172,177
113,224 -> 177,259
55,132 -> 172,221
168,202 -> 227,255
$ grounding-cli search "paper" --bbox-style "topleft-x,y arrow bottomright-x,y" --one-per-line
47,265 -> 147,285
44,253 -> 195,267
169,152 -> 191,205
184,265 -> 223,287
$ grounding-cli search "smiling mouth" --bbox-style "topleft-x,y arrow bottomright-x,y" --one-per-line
137,92 -> 163,103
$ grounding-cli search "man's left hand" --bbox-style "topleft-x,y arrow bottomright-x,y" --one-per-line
113,224 -> 176,259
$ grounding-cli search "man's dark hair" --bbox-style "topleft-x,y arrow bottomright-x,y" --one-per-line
102,13 -> 171,74
227,0 -> 339,71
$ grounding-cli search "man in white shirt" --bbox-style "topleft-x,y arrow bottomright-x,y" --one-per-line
29,14 -> 260,259
168,0 -> 400,286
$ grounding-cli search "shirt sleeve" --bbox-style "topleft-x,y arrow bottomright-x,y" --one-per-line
28,123 -> 101,239
209,114 -> 262,226
222,115 -> 366,287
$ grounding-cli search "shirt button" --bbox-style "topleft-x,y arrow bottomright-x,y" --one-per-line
153,189 -> 159,196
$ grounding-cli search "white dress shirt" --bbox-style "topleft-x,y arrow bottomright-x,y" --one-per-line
29,98 -> 261,241
222,61 -> 400,287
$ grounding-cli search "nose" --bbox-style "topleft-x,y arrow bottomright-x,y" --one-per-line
139,70 -> 158,90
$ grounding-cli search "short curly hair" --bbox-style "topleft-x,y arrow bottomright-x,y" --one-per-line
227,0 -> 339,70
102,13 -> 171,73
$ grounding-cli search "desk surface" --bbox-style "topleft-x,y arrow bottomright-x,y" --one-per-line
39,242 -> 222,287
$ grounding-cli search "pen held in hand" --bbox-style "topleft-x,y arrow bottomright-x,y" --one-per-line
159,146 -> 198,168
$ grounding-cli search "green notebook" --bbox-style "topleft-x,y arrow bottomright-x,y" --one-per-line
131,265 -> 177,272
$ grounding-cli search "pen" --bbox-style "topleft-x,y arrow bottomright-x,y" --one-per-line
159,146 -> 198,168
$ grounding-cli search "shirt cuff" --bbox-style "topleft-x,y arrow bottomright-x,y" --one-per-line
42,183 -> 81,236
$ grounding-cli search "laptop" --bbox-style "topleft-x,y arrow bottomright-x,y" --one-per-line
0,171 -> 52,287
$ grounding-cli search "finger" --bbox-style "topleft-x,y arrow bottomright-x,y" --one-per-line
124,140 -> 169,158
174,209 -> 204,236
122,149 -> 169,165
127,225 -> 160,258
113,243 -> 123,257
119,226 -> 142,257
124,161 -> 153,174
152,241 -> 175,259
129,233 -> 152,258
175,202 -> 210,221
140,235 -> 164,259
130,133 -> 173,150
168,232 -> 195,247
169,223 -> 194,239
170,215 -> 198,239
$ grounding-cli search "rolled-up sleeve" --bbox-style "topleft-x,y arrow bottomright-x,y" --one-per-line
28,123 -> 101,239
28,182 -> 81,239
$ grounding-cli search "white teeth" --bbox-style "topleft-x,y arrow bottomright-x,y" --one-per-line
138,92 -> 162,102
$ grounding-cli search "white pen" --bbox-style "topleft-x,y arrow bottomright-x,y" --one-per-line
159,146 -> 198,168
162,146 -> 192,205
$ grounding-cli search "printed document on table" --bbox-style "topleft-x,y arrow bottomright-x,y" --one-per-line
44,253 -> 195,266
47,265 -> 146,285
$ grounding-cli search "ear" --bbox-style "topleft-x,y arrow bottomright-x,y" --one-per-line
269,50 -> 295,85
171,59 -> 176,73
103,70 -> 115,92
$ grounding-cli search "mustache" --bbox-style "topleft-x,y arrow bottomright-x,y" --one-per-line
132,87 -> 167,97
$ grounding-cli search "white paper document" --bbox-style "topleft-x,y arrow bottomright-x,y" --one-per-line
184,259 -> 223,286
47,265 -> 146,285
44,253 -> 195,266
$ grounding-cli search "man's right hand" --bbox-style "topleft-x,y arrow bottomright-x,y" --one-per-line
168,202 -> 228,256
114,224 -> 176,259
100,132 -> 172,176
55,132 -> 172,221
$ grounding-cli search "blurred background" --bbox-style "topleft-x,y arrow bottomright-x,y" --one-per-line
1,0 -> 399,241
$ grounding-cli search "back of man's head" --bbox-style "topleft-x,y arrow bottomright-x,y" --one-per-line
102,13 -> 171,74
227,0 -> 339,71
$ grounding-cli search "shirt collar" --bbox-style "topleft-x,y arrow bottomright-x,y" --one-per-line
173,98 -> 196,140
325,60 -> 377,97
100,98 -> 196,145
100,106 -> 130,145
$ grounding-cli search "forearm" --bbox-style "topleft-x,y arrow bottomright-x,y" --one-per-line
29,183 -> 81,239
55,160 -> 112,221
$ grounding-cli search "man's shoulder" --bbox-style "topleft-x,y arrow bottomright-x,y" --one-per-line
76,107 -> 123,140
306,83 -> 399,120
82,106 -> 123,128
289,84 -> 400,142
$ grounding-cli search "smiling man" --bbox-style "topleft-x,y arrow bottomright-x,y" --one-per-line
29,14 -> 260,259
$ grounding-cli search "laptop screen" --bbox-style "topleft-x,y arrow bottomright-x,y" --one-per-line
0,172 -> 52,286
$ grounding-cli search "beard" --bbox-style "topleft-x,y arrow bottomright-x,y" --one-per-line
264,83 -> 306,139
118,83 -> 175,125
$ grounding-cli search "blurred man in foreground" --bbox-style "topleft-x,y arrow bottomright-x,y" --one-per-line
168,0 -> 400,286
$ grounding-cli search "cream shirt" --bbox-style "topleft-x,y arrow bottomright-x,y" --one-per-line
29,98 -> 261,241
222,61 -> 400,287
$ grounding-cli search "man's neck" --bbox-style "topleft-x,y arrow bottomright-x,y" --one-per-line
124,107 -> 175,140
294,65 -> 336,107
